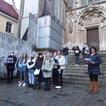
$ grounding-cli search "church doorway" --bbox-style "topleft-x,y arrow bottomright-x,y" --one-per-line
86,27 -> 99,50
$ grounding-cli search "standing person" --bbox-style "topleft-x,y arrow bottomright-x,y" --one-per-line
52,52 -> 60,86
55,50 -> 65,89
86,47 -> 102,93
18,53 -> 28,87
5,52 -> 17,84
74,46 -> 81,66
33,53 -> 44,89
42,52 -> 54,91
24,53 -> 29,85
27,55 -> 36,88
82,47 -> 89,62
62,46 -> 69,66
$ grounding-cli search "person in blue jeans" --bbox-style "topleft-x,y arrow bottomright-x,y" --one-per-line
27,55 -> 36,88
18,53 -> 28,87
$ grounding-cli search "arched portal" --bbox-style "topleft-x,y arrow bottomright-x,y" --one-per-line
77,6 -> 106,50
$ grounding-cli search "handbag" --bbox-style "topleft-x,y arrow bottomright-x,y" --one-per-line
34,69 -> 40,75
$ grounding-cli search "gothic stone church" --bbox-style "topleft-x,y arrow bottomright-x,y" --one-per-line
65,0 -> 106,51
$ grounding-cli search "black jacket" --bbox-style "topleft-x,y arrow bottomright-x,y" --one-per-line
6,55 -> 17,70
35,57 -> 43,70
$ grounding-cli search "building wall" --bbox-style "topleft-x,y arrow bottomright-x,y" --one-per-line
19,0 -> 39,39
19,0 -> 66,50
0,32 -> 32,78
0,12 -> 18,37
65,1 -> 106,50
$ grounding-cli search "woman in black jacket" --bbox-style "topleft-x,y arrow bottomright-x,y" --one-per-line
86,47 -> 102,93
74,46 -> 81,66
33,53 -> 44,89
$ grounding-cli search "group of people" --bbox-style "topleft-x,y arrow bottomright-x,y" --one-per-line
72,45 -> 89,66
0,45 -> 102,93
4,50 -> 65,91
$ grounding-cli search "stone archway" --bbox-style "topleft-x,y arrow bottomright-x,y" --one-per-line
78,6 -> 106,26
77,5 -> 106,50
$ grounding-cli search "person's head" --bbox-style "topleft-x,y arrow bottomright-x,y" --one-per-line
10,51 -> 15,56
46,52 -> 51,58
90,47 -> 97,54
53,52 -> 57,57
43,52 -> 47,58
82,47 -> 85,50
57,50 -> 62,55
24,53 -> 27,58
21,53 -> 24,59
38,53 -> 42,58
76,46 -> 80,50
30,54 -> 35,60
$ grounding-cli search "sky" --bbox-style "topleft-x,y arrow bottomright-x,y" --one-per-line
4,0 -> 21,11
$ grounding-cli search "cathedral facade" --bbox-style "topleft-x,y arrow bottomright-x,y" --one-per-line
65,0 -> 106,51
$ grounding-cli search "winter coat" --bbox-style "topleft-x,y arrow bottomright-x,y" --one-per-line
35,57 -> 43,70
42,57 -> 54,78
62,47 -> 69,55
18,58 -> 27,72
6,55 -> 17,70
74,50 -> 81,56
27,59 -> 35,74
88,53 -> 102,75
56,55 -> 65,70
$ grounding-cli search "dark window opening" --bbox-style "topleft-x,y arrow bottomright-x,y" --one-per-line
5,22 -> 12,33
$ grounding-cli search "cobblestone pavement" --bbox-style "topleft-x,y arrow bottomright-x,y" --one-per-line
0,80 -> 106,106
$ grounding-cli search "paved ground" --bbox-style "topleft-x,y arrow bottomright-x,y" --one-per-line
0,80 -> 106,106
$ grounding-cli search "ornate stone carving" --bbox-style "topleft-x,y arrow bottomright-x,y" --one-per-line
66,12 -> 73,33
78,7 -> 106,26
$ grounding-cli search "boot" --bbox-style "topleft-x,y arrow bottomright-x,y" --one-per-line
88,81 -> 94,92
93,81 -> 99,93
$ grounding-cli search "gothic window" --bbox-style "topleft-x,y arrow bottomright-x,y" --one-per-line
5,21 -> 12,33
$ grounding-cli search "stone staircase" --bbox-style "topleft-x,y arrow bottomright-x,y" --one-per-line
63,53 -> 106,85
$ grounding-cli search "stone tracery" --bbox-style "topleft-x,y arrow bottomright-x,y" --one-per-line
78,6 -> 106,27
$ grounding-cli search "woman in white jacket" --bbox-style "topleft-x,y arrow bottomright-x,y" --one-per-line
27,55 -> 36,88
55,50 -> 65,89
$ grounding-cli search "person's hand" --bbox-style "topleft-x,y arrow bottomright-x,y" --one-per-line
91,61 -> 95,64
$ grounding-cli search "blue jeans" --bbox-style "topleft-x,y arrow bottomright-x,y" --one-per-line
28,73 -> 34,85
64,55 -> 69,66
75,56 -> 80,64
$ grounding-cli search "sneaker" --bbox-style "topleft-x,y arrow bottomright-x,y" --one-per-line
55,86 -> 62,89
18,81 -> 21,84
75,64 -> 79,66
18,82 -> 22,87
22,83 -> 26,87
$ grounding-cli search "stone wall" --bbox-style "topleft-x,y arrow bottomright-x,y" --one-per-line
0,32 -> 32,78
0,32 -> 32,56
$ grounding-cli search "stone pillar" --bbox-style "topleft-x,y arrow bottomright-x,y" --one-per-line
99,25 -> 106,51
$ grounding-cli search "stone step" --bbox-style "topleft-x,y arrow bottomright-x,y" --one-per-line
64,65 -> 106,85
63,75 -> 106,85
63,54 -> 106,85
